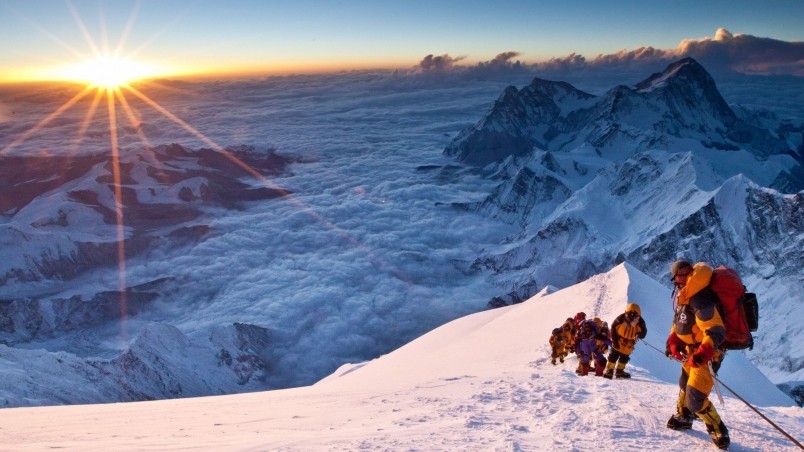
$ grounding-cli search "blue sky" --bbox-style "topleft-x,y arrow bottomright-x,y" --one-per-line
0,0 -> 802,82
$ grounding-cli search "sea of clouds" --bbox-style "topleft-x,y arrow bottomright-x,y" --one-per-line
1,29 -> 801,388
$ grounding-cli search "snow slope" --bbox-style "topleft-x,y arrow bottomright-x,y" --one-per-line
0,263 -> 799,451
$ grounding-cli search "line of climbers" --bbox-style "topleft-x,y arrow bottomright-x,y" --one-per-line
547,259 -> 734,449
547,259 -> 745,450
549,304 -> 647,379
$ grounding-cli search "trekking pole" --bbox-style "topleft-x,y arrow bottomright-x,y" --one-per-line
708,362 -> 725,405
640,339 -> 804,450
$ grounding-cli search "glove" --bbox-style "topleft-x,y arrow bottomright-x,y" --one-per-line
711,357 -> 722,375
691,343 -> 715,368
665,332 -> 687,361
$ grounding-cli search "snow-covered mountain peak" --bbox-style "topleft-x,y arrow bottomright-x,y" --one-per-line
712,174 -> 754,229
635,57 -> 716,93
445,58 -> 799,190
523,77 -> 595,103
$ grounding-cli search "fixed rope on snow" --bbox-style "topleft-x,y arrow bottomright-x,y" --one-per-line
639,339 -> 804,450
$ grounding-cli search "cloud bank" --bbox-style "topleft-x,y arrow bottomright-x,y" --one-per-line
676,28 -> 804,76
413,51 -> 531,78
414,29 -> 804,79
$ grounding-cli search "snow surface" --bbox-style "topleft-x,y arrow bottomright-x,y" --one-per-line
0,264 -> 799,451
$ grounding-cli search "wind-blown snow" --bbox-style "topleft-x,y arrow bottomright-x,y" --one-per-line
0,264 -> 799,451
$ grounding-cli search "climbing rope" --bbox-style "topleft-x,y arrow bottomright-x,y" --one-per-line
640,339 -> 804,450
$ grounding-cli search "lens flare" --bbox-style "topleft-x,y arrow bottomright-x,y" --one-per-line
5,1 -> 417,349
53,55 -> 160,88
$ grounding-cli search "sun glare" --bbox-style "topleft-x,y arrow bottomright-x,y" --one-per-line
55,56 -> 160,88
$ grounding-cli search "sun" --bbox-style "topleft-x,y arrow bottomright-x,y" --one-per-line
55,55 -> 160,89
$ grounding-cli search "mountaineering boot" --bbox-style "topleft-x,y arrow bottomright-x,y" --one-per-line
580,364 -> 590,376
666,413 -> 694,430
559,355 -> 564,363
697,402 -> 730,450
551,358 -> 556,365
666,390 -> 695,430
704,421 -> 730,450
614,362 -> 631,379
576,362 -> 583,375
603,361 -> 616,379
594,362 -> 605,376
705,421 -> 730,450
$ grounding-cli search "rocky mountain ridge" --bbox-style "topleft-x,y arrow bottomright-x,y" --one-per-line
445,58 -> 801,191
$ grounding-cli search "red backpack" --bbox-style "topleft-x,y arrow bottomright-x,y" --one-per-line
709,266 -> 759,350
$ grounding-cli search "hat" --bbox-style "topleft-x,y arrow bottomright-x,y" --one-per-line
626,303 -> 641,316
670,260 -> 692,276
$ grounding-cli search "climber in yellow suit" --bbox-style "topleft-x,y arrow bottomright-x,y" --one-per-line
665,260 -> 730,450
603,303 -> 646,379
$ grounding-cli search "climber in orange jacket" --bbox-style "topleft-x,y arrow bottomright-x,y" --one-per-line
665,260 -> 730,450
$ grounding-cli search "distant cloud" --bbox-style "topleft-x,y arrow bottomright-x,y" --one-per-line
533,28 -> 804,77
413,29 -> 803,79
415,54 -> 465,73
412,51 -> 530,78
676,28 -> 804,76
471,51 -> 530,76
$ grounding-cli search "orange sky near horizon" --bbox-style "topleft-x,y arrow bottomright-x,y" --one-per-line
1,1 -> 802,86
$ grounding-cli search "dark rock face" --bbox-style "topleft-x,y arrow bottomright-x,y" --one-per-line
0,154 -> 108,216
627,188 -> 804,280
444,80 -> 595,166
471,165 -> 573,227
212,323 -> 272,386
0,279 -> 170,345
86,322 -> 274,403
475,145 -> 803,322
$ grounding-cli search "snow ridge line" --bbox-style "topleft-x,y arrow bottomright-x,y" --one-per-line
590,272 -> 610,319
